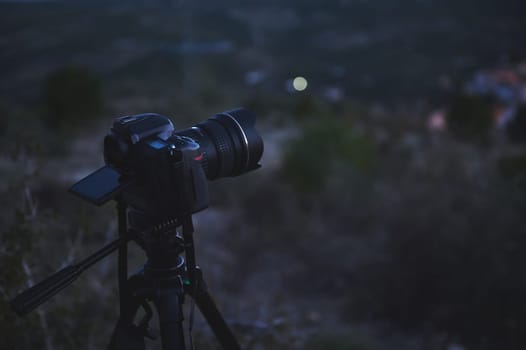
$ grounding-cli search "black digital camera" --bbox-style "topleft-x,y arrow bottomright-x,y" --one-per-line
70,108 -> 263,220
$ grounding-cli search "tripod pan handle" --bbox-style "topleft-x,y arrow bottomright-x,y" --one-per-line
10,265 -> 79,316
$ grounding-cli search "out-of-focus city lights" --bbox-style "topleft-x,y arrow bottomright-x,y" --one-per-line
292,76 -> 308,91
428,110 -> 447,131
245,70 -> 266,85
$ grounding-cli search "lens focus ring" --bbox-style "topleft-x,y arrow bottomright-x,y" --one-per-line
218,111 -> 250,172
174,108 -> 263,180
199,120 -> 235,178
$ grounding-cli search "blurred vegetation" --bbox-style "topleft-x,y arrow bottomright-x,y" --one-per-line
507,105 -> 526,143
282,117 -> 376,192
346,170 -> 526,349
0,107 -> 52,157
498,152 -> 526,189
446,93 -> 494,145
43,66 -> 104,130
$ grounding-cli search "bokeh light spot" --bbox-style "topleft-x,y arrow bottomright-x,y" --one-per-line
292,76 -> 308,91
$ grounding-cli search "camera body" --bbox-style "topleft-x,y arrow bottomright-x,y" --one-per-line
69,108 -> 263,221
103,113 -> 209,219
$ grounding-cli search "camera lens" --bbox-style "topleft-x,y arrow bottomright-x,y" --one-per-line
175,108 -> 263,180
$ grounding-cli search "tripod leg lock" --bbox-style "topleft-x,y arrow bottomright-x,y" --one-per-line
137,301 -> 158,340
184,266 -> 208,297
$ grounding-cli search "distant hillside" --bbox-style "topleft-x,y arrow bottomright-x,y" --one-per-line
1,0 -> 524,103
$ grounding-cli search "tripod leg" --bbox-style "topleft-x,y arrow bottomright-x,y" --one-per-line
117,201 -> 128,316
108,320 -> 146,350
191,270 -> 241,350
108,274 -> 146,350
154,290 -> 186,350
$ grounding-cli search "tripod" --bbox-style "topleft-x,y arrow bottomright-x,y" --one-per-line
11,107 -> 264,349
10,200 -> 242,350
110,202 -> 241,350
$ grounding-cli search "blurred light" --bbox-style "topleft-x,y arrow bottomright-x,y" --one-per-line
323,86 -> 343,102
428,110 -> 446,131
292,76 -> 308,91
245,70 -> 266,85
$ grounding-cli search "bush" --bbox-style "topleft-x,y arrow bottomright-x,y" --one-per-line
346,175 -> 526,350
43,66 -> 103,129
446,93 -> 493,144
0,106 -> 57,157
506,105 -> 526,143
498,152 -> 526,189
0,173 -> 118,350
282,117 -> 376,192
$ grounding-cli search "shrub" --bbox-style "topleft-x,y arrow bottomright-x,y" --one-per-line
0,106 -> 55,157
346,175 -> 526,350
498,152 -> 526,189
446,93 -> 493,144
506,105 -> 526,143
282,117 -> 376,192
43,66 -> 103,129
